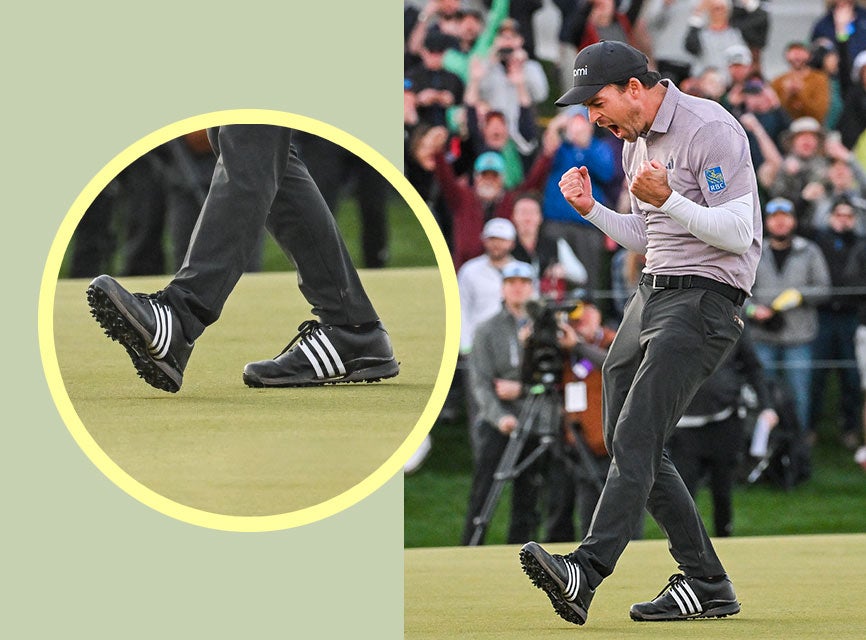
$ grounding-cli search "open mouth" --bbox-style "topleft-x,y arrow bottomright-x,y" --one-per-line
607,124 -> 622,138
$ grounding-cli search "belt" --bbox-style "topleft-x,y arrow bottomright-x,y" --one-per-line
639,273 -> 747,306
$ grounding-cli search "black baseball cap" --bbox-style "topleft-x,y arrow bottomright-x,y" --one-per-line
555,41 -> 653,106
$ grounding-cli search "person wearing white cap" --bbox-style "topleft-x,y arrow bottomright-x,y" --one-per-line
456,217 -> 518,455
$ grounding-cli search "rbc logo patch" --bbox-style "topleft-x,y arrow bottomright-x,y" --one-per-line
704,166 -> 726,193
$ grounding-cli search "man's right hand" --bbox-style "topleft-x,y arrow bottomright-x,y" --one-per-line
559,166 -> 595,215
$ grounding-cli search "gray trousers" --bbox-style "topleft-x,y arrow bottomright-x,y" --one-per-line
569,283 -> 743,588
162,125 -> 378,341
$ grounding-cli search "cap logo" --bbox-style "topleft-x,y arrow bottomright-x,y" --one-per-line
573,66 -> 588,77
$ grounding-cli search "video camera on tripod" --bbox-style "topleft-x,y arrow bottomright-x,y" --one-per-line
468,296 -> 585,545
521,297 -> 586,388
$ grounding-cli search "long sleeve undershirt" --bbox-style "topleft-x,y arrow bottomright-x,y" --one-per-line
583,192 -> 754,255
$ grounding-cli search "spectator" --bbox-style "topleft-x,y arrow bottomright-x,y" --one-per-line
844,232 -> 866,468
770,41 -> 831,124
684,0 -> 748,82
477,17 -> 549,154
811,0 -> 866,100
406,0 -> 463,61
669,327 -> 777,537
546,299 -> 619,541
721,43 -> 756,115
464,54 -> 539,187
558,0 -> 638,93
458,217 -> 518,357
461,260 -> 578,545
807,150 -> 866,231
838,49 -> 866,147
746,197 -> 832,434
497,0 -> 546,61
730,0 -> 770,71
457,217 -> 518,447
638,0 -> 694,84
764,117 -> 833,228
430,127 -> 555,269
735,80 -> 790,174
443,0 -> 511,82
810,38 -> 845,129
810,196 -> 865,448
541,105 -> 620,295
509,194 -> 561,287
405,31 -> 465,128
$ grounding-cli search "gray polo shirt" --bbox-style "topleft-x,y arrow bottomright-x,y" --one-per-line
622,80 -> 762,294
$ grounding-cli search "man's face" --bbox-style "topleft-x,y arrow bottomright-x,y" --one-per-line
728,62 -> 750,84
584,83 -> 644,142
502,277 -> 534,308
460,15 -> 482,42
765,211 -> 797,239
785,46 -> 810,71
790,131 -> 821,158
475,170 -> 504,201
483,115 -> 509,148
511,198 -> 542,235
829,203 -> 858,232
483,236 -> 514,261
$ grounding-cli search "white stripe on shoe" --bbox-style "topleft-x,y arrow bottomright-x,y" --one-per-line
148,300 -> 172,360
294,327 -> 348,380
314,329 -> 346,375
298,342 -> 325,379
670,581 -> 702,615
563,560 -> 580,602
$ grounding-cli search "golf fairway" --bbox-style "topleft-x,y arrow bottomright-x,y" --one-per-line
406,534 -> 866,639
50,268 -> 447,519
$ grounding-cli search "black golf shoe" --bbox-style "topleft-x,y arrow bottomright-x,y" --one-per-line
519,541 -> 595,625
629,574 -> 740,621
242,320 -> 399,388
86,275 -> 193,393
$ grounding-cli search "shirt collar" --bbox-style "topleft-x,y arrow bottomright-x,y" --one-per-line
646,79 -> 678,136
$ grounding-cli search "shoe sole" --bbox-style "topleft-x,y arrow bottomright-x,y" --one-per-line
86,284 -> 181,393
519,544 -> 587,626
242,360 -> 400,388
630,601 -> 740,622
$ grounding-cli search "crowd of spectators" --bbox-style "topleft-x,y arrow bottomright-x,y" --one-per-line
404,0 -> 866,540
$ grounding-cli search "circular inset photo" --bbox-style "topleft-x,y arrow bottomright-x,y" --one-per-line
39,110 -> 458,531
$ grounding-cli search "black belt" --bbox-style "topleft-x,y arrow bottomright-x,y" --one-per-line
639,273 -> 747,306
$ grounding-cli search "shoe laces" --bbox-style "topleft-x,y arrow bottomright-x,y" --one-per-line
277,320 -> 323,357
656,574 -> 687,599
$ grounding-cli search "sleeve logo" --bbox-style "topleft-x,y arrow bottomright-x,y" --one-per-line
704,166 -> 726,193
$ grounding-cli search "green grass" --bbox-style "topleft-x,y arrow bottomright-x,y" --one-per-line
405,414 -> 866,548
405,534 -> 866,639
52,269 -> 445,517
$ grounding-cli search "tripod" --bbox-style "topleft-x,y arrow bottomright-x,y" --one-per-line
467,380 -> 575,546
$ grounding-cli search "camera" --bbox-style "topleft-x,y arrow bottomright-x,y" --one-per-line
498,47 -> 514,69
521,298 -> 583,387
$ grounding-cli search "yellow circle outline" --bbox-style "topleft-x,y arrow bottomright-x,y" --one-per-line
38,109 -> 460,532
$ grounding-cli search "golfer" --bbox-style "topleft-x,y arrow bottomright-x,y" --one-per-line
519,41 -> 761,625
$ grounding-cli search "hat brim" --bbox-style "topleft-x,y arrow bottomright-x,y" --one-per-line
555,83 -> 607,107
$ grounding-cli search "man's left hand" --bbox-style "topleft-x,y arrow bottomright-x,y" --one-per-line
631,159 -> 672,207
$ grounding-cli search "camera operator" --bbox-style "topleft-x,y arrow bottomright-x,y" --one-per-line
461,261 -> 579,545
546,299 -> 619,542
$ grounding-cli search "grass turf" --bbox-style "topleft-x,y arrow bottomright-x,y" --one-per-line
52,268 -> 445,517
405,534 -> 866,639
